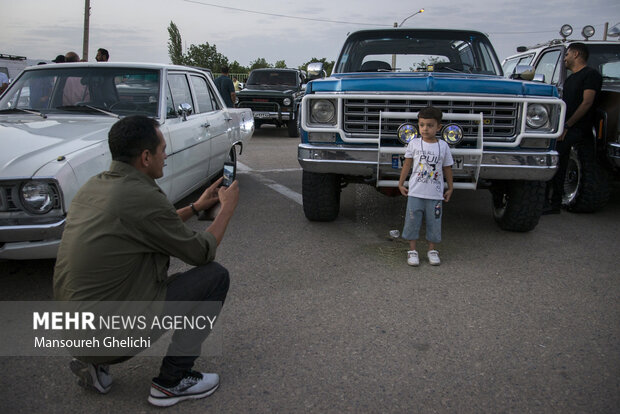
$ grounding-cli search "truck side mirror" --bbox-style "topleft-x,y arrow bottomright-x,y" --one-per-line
307,63 -> 326,81
510,65 -> 537,81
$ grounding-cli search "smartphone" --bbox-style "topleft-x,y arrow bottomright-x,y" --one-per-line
222,162 -> 236,187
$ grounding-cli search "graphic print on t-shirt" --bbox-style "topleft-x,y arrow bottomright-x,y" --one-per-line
414,148 -> 442,193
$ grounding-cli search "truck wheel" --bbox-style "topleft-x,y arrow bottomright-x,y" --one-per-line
302,171 -> 341,221
287,119 -> 299,137
563,144 -> 609,213
491,180 -> 545,232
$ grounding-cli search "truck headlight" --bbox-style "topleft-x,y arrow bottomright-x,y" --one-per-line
310,99 -> 336,124
442,124 -> 464,145
20,181 -> 55,214
526,104 -> 549,129
397,123 -> 418,144
283,98 -> 292,106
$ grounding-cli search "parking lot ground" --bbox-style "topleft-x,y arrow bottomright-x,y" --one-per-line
1,126 -> 619,413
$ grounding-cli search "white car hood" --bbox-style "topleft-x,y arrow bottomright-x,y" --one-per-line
0,116 -> 117,178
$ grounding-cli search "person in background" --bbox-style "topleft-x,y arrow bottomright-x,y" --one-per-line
29,62 -> 53,109
544,42 -> 603,214
62,51 -> 90,105
96,48 -> 109,62
0,71 -> 8,94
214,66 -> 236,107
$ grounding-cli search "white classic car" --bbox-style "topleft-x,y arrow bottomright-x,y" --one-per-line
0,62 -> 254,259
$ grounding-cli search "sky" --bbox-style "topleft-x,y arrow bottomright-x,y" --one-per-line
2,0 -> 619,69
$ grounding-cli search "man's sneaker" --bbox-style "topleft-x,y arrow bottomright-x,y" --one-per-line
427,250 -> 441,266
69,358 -> 112,394
407,250 -> 419,266
148,370 -> 219,407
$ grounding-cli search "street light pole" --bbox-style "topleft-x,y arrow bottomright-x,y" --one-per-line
392,9 -> 425,70
399,9 -> 425,27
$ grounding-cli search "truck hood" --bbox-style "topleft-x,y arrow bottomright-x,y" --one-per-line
306,72 -> 559,97
238,86 -> 297,95
0,115 -> 115,178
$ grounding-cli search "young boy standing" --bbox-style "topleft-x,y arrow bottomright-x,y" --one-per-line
398,106 -> 454,266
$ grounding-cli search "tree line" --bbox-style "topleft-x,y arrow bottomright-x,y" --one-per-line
167,21 -> 334,75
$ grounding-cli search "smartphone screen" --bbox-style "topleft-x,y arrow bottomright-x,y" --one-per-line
222,162 -> 235,187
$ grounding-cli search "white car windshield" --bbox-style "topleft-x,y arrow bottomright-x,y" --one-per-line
0,67 -> 161,117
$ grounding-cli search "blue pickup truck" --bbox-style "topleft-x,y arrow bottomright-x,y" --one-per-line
298,29 -> 566,232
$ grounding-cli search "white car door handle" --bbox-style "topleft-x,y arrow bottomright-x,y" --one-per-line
201,122 -> 210,128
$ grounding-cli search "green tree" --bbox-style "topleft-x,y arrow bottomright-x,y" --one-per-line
274,60 -> 287,69
184,42 -> 229,71
249,57 -> 271,70
167,21 -> 184,65
300,57 -> 335,76
229,60 -> 249,74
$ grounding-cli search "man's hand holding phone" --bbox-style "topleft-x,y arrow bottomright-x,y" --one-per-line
218,180 -> 239,212
222,161 -> 235,187
195,177 -> 222,211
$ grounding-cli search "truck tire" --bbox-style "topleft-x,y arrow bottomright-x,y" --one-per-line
563,144 -> 609,213
302,171 -> 341,221
491,180 -> 545,232
287,119 -> 299,137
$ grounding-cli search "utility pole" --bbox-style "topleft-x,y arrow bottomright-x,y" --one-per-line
392,22 -> 398,70
82,0 -> 91,61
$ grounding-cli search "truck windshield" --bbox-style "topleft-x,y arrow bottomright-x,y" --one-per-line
334,30 -> 502,75
0,66 -> 161,117
587,44 -> 620,83
247,71 -> 298,87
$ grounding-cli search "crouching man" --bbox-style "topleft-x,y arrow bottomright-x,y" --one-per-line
53,115 -> 239,407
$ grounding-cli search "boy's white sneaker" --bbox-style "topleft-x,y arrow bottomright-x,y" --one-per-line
407,250 -> 419,266
427,250 -> 441,266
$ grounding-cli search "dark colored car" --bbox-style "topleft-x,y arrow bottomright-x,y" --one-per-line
237,68 -> 306,137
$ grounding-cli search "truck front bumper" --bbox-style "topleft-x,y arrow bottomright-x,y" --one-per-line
0,219 -> 65,259
298,144 -> 559,182
252,111 -> 292,122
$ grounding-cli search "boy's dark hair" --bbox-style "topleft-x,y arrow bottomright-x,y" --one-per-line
418,106 -> 442,123
221,66 -> 230,74
567,42 -> 589,61
108,116 -> 160,164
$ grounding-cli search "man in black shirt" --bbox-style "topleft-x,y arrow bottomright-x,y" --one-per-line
214,66 -> 236,107
545,42 -> 602,214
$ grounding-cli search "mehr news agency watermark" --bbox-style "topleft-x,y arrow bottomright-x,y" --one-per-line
0,301 -> 223,357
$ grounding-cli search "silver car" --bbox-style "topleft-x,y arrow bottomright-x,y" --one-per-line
0,62 -> 254,259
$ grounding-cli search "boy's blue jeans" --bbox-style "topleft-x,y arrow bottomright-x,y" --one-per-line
402,196 -> 442,244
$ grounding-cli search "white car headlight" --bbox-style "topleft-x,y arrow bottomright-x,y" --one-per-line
283,98 -> 292,106
20,181 -> 55,214
310,99 -> 336,124
526,104 -> 549,129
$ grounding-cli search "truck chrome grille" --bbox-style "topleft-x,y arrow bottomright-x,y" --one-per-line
343,98 -> 520,145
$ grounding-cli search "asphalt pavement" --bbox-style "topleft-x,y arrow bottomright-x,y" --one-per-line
1,125 -> 619,413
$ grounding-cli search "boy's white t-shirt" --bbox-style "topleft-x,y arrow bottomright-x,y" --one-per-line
404,138 -> 454,200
